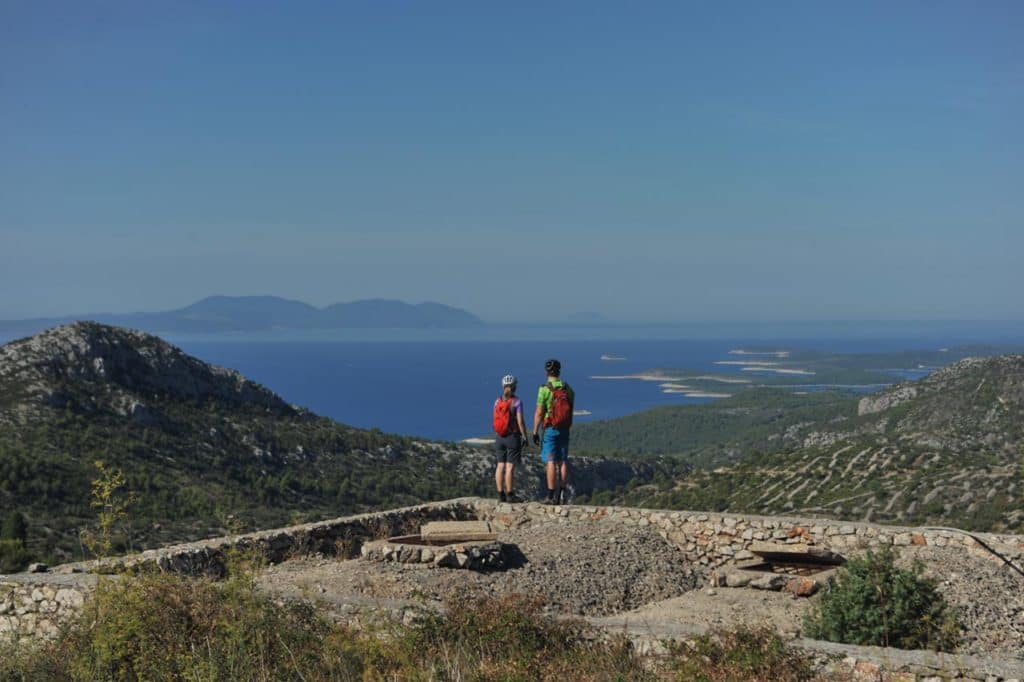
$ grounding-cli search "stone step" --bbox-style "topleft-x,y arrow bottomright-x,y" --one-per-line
420,520 -> 497,542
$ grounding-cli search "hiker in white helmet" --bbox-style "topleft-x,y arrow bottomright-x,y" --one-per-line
492,374 -> 528,503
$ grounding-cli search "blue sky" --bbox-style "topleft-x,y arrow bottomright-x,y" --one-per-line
2,1 -> 1022,322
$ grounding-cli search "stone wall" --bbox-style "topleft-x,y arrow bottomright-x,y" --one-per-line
0,574 -> 93,641
4,496 -> 1024,681
61,498 -> 480,577
1,499 -> 478,642
477,499 -> 1024,571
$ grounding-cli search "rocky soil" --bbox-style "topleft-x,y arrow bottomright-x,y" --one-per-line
260,522 -> 705,618
257,513 -> 1024,661
901,545 -> 1024,657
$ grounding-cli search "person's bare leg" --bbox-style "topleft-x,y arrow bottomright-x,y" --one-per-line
504,463 -> 515,497
559,461 -> 570,503
495,463 -> 506,494
546,461 -> 557,499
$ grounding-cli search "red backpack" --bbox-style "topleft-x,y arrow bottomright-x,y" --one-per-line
545,382 -> 573,429
493,397 -> 514,436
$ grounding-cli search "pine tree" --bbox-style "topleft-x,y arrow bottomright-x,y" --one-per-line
1,510 -> 28,545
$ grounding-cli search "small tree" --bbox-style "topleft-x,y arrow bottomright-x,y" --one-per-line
0,511 -> 32,573
805,547 -> 961,651
80,460 -> 136,560
1,511 -> 28,545
0,540 -> 32,573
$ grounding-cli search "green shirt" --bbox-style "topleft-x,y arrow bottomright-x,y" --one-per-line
536,379 -> 575,421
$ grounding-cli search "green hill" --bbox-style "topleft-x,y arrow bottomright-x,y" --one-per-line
602,356 -> 1024,532
0,323 -> 669,566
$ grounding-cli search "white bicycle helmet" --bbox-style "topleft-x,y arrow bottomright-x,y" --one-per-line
501,374 -> 517,387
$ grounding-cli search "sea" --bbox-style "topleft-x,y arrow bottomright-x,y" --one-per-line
150,322 -> 1024,442
5,321 -> 1020,442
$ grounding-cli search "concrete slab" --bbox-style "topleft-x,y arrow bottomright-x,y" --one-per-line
420,520 -> 496,542
749,541 -> 844,564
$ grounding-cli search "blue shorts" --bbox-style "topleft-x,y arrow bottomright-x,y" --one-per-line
541,427 -> 570,463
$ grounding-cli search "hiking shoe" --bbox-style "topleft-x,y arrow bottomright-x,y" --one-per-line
542,495 -> 556,506
506,493 -> 524,504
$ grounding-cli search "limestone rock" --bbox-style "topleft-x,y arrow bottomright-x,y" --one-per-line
858,386 -> 918,416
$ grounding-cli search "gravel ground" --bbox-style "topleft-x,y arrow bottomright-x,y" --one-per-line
260,521 -> 704,617
257,517 -> 1024,660
605,588 -> 810,639
900,545 -> 1024,658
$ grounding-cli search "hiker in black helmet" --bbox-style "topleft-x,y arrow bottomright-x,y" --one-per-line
532,358 -> 575,505
493,374 -> 527,503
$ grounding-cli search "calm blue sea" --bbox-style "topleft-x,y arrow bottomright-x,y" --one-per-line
166,332 -> 970,442
5,322 -> 1020,442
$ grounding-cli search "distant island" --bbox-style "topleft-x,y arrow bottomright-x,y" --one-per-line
0,295 -> 484,336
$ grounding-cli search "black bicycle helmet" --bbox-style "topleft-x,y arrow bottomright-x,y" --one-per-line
544,358 -> 561,376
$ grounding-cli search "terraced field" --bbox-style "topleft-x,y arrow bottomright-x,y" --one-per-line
617,355 -> 1024,533
627,437 -> 1022,531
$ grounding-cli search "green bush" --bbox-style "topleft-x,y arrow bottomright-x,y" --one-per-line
407,592 -> 653,681
0,580 -> 652,682
0,571 -> 371,681
670,625 -> 817,682
804,547 -> 961,651
1,511 -> 28,545
0,571 -> 825,682
0,538 -> 32,573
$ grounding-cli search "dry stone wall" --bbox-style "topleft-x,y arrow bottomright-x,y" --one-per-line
4,496 -> 1024,682
1,499 -> 478,642
62,499 -> 480,577
477,499 -> 1024,571
0,574 -> 93,641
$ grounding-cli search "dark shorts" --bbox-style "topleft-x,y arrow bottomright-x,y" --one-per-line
494,433 -> 524,464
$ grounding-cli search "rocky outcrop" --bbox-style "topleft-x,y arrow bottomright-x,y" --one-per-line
0,322 -> 295,423
858,386 -> 918,416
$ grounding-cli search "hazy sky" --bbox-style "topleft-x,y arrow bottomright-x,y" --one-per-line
2,1 -> 1022,322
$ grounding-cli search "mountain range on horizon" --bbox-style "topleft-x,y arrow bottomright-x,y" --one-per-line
0,295 -> 485,336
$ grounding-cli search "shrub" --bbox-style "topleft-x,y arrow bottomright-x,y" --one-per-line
406,592 -> 653,681
0,579 -> 649,681
0,570 -> 374,681
1,511 -> 28,545
669,625 -> 817,682
0,578 -> 824,681
0,511 -> 32,572
804,547 -> 961,651
0,538 -> 32,573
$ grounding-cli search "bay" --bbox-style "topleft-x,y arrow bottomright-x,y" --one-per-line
170,331 -> 964,441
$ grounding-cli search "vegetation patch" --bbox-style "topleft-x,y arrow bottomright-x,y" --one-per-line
804,547 -> 962,651
0,569 -> 825,681
670,625 -> 818,682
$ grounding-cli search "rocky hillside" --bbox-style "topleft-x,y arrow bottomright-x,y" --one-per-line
621,355 -> 1024,532
0,322 -> 293,423
0,323 -> 675,563
856,355 -> 1024,452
